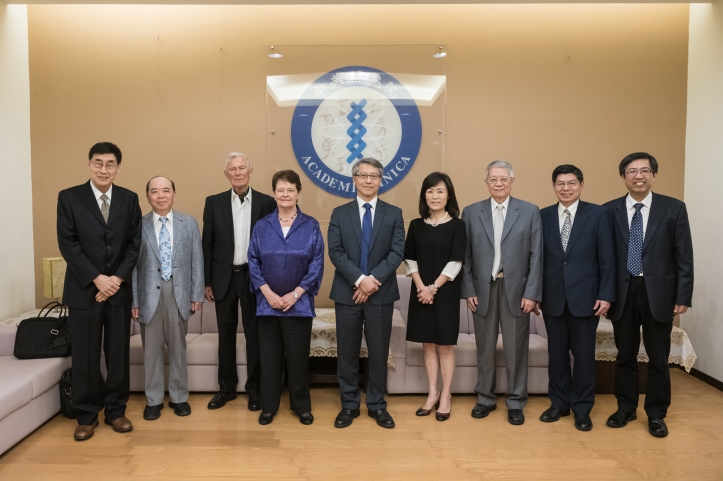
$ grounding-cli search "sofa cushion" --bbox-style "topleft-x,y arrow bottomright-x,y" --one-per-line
0,326 -> 17,357
201,303 -> 245,334
390,310 -> 407,359
406,333 -> 477,367
186,333 -> 247,365
527,334 -> 549,367
0,355 -> 70,398
0,375 -> 33,420
128,333 -> 201,364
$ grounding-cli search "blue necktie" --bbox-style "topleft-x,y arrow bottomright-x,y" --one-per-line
627,203 -> 644,276
159,217 -> 172,281
360,203 -> 372,275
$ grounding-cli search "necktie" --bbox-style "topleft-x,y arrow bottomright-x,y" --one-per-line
100,194 -> 110,224
627,203 -> 644,276
360,203 -> 372,275
492,204 -> 504,279
561,209 -> 572,252
159,217 -> 172,281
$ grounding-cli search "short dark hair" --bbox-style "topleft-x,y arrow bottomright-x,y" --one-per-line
145,176 -> 176,194
619,152 -> 658,177
272,169 -> 302,192
552,164 -> 584,183
88,142 -> 122,164
418,172 -> 460,219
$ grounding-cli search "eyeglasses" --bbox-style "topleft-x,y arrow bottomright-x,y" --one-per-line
486,177 -> 510,185
91,161 -> 118,171
625,168 -> 653,177
555,181 -> 580,188
355,174 -> 381,181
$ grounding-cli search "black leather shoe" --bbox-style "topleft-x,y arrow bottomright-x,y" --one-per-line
169,401 -> 191,417
539,406 -> 570,423
368,409 -> 395,428
258,412 -> 274,425
508,409 -> 525,425
574,414 -> 593,431
207,392 -> 237,410
248,395 -> 261,412
606,410 -> 636,428
143,404 -> 163,421
471,403 -> 496,419
648,418 -> 668,438
299,412 -> 314,425
334,408 -> 360,428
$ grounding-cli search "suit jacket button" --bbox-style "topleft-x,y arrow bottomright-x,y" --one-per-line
157,268 -> 161,272
107,263 -> 110,267
157,286 -> 160,289
107,246 -> 111,250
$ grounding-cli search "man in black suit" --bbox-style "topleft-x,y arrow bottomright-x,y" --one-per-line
604,152 -> 693,438
328,158 -> 405,429
202,153 -> 276,411
57,142 -> 142,441
539,165 -> 615,431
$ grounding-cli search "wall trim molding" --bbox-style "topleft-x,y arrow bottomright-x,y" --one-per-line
680,366 -> 723,393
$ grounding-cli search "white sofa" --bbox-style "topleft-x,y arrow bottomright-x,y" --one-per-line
387,275 -> 550,394
0,324 -> 71,455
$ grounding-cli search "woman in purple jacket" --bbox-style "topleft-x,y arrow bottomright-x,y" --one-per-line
248,170 -> 324,426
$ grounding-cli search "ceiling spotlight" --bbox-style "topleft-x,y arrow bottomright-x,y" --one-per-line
433,52 -> 447,58
268,53 -> 283,58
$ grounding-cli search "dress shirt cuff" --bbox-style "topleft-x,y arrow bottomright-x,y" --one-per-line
404,259 -> 418,276
441,261 -> 463,281
354,274 -> 365,287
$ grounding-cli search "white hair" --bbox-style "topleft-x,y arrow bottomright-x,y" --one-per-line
225,152 -> 251,169
485,160 -> 515,179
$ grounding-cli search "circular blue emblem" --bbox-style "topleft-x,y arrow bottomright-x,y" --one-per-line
291,66 -> 422,198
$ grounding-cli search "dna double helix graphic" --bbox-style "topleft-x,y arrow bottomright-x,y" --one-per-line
346,99 -> 368,164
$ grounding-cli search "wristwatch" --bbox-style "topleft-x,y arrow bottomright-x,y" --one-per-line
293,290 -> 299,299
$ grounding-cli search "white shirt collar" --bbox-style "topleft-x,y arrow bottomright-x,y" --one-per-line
152,209 -> 174,224
558,199 -> 580,218
357,196 -> 378,209
491,196 -> 510,211
231,186 -> 253,205
90,181 -> 112,201
626,191 -> 653,210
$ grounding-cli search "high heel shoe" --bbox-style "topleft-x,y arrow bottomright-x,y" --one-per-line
436,397 -> 451,421
416,394 -> 441,416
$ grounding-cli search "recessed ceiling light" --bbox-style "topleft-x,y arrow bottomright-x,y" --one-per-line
433,52 -> 447,58
268,53 -> 283,59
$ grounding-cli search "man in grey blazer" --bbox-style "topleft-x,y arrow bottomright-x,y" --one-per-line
132,176 -> 204,420
328,158 -> 405,429
461,160 -> 543,425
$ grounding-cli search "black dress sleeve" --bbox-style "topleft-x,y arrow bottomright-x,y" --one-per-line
404,219 -> 417,261
449,219 -> 467,262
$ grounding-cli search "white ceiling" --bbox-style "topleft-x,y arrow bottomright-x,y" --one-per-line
7,0 -> 715,4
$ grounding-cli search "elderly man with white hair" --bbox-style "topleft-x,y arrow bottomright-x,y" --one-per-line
460,160 -> 543,426
202,153 -> 276,411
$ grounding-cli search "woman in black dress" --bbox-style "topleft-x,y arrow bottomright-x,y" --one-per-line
404,172 -> 466,421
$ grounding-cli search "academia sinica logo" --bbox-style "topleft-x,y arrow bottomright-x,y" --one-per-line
291,66 -> 422,198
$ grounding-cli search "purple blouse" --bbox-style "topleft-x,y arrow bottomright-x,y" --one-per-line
247,208 -> 325,317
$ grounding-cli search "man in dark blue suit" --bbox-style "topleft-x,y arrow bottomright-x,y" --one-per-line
328,158 -> 405,429
539,165 -> 615,431
604,153 -> 693,438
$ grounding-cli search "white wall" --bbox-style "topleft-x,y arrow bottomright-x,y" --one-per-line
0,3 -> 35,320
684,2 -> 723,382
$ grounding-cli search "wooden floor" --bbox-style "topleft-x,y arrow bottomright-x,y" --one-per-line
2,369 -> 723,480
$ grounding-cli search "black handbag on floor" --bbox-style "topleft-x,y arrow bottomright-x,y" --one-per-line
13,302 -> 72,359
59,368 -> 77,419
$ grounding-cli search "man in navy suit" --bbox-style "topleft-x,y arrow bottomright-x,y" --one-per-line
539,165 -> 615,431
328,158 -> 405,429
604,153 -> 693,438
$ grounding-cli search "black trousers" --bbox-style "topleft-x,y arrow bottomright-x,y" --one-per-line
543,306 -> 599,416
335,302 -> 393,411
613,277 -> 673,418
214,268 -> 260,397
68,302 -> 131,425
257,316 -> 313,415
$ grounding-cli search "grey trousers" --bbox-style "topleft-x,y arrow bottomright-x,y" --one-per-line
140,279 -> 189,406
472,278 -> 530,410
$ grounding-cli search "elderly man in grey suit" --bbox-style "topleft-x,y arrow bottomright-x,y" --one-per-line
461,160 -> 543,426
132,176 -> 204,420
